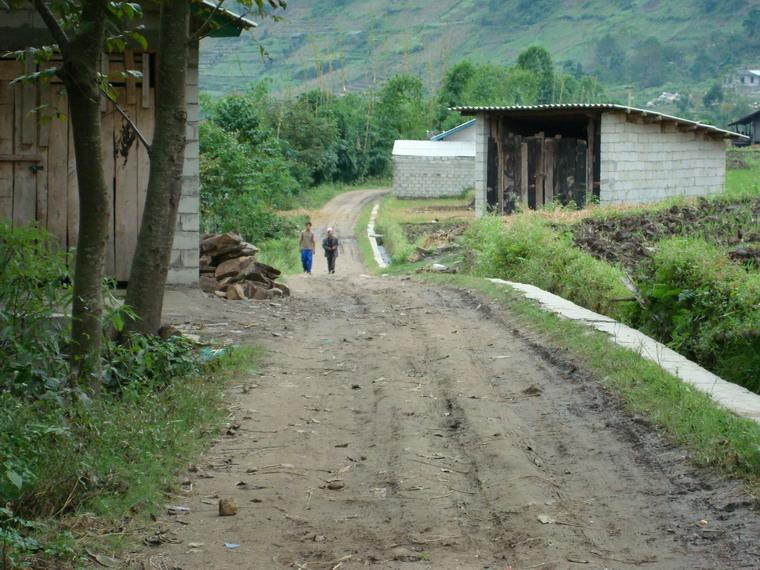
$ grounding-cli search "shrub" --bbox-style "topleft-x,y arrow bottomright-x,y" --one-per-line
0,223 -> 71,398
631,237 -> 760,391
463,215 -> 633,318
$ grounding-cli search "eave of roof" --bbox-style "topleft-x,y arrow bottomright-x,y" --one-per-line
452,103 -> 748,140
195,1 -> 257,37
729,108 -> 760,126
430,119 -> 476,141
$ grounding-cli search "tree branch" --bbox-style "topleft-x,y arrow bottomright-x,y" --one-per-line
188,0 -> 225,44
104,91 -> 152,153
30,0 -> 70,48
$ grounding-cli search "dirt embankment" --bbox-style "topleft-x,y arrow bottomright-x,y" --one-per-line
573,198 -> 760,271
133,190 -> 760,570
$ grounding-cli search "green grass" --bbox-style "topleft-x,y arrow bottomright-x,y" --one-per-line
725,166 -> 760,199
258,234 -> 303,276
284,178 -> 391,211
375,191 -> 474,264
418,273 -> 760,487
3,345 -> 263,568
355,198 -> 378,272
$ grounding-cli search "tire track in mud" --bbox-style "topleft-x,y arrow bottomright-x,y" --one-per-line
143,190 -> 760,570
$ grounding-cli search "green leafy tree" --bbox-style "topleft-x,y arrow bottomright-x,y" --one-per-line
435,60 -> 476,126
703,83 -> 724,108
516,46 -> 555,103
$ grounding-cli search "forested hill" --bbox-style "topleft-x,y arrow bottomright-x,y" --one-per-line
201,0 -> 759,104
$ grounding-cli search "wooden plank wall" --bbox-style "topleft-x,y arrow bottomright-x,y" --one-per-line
491,117 -> 591,213
0,54 -> 155,281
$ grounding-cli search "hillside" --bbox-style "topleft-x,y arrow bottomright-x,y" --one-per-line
200,0 -> 759,112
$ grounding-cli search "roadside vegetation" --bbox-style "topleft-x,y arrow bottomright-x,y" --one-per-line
198,45 -> 601,269
418,274 -> 760,488
0,223 -> 259,567
356,155 -> 760,487
372,151 -> 760,396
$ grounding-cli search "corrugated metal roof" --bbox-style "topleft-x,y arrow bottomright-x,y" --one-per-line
729,108 -> 760,126
392,140 -> 475,157
199,0 -> 258,32
451,103 -> 748,140
430,119 -> 476,141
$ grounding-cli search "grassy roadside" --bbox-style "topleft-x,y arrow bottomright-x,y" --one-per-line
285,178 -> 391,212
355,186 -> 760,488
3,345 -> 263,568
374,192 -> 473,264
417,273 -> 760,487
355,198 -> 377,273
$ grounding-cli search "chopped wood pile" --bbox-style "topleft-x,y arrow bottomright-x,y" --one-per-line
199,232 -> 289,300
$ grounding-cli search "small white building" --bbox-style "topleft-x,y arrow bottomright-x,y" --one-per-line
453,104 -> 748,215
392,139 -> 475,198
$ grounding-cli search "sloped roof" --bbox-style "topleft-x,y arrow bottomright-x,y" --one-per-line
452,103 -> 748,140
392,140 -> 475,157
729,108 -> 760,126
430,119 -> 475,141
195,1 -> 257,37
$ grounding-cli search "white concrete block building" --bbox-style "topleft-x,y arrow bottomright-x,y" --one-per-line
453,104 -> 748,215
392,140 -> 475,198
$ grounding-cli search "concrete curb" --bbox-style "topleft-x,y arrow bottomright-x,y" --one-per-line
367,203 -> 389,269
487,278 -> 760,425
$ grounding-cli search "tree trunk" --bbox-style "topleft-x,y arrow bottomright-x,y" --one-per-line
124,0 -> 190,335
57,1 -> 110,390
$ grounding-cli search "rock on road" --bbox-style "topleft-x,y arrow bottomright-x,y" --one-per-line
150,189 -> 760,570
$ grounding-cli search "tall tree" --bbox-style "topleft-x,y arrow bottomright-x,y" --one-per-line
123,0 -> 190,336
516,46 -> 555,103
32,0 -> 111,388
125,0 -> 287,335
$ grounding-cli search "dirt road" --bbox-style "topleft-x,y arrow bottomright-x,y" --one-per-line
149,190 -> 760,570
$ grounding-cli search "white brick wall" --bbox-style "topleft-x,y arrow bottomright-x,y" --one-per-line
392,154 -> 475,198
599,113 -> 727,205
168,41 -> 200,285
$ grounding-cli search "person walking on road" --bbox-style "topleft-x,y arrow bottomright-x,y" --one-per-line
322,227 -> 339,274
299,221 -> 316,274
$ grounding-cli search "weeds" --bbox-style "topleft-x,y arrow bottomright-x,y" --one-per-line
0,224 -> 263,567
463,215 -> 633,318
630,237 -> 760,391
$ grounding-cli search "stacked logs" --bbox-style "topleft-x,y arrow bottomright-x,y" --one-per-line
199,232 -> 289,300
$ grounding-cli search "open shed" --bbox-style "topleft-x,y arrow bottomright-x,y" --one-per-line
729,109 -> 760,146
0,2 -> 254,284
454,104 -> 748,215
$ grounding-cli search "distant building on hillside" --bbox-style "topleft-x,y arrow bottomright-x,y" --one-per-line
453,104 -> 747,215
729,109 -> 760,145
725,69 -> 760,94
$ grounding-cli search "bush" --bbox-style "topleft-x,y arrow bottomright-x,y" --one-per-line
631,237 -> 760,391
0,225 -> 230,565
463,215 -> 633,318
0,223 -> 71,398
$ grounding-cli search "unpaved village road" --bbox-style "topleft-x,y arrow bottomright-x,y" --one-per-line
148,190 -> 760,570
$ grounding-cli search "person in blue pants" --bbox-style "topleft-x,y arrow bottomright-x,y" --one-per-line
299,221 -> 316,274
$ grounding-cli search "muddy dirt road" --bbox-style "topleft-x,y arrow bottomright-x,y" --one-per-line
148,190 -> 760,570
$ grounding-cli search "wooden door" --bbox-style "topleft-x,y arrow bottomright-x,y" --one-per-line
0,53 -> 156,281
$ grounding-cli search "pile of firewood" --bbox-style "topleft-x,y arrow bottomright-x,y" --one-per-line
199,232 -> 289,300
